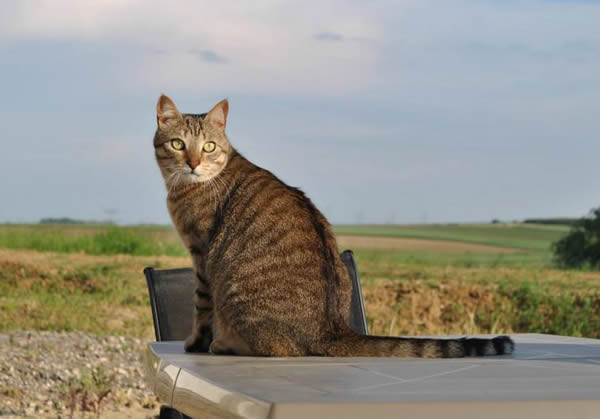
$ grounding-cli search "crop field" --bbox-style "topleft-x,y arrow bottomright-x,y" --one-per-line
334,223 -> 569,250
0,223 -> 599,339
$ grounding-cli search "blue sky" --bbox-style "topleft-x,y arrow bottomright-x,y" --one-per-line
1,0 -> 599,224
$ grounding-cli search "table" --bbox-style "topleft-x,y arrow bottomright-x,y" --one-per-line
143,334 -> 600,419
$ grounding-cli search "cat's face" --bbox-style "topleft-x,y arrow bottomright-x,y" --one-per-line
154,95 -> 232,189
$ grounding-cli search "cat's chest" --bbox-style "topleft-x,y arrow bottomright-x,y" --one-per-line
173,216 -> 214,277
168,197 -> 215,246
174,217 -> 212,247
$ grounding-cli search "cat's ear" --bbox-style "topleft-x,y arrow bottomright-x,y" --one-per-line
205,99 -> 229,130
156,94 -> 182,128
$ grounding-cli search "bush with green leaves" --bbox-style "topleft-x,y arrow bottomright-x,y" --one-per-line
552,207 -> 600,269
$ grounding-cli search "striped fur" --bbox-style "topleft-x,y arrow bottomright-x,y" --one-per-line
154,95 -> 515,358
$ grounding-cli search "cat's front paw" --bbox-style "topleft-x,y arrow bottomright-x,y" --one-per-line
184,334 -> 211,352
209,339 -> 237,355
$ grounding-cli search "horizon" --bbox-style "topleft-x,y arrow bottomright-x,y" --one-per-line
0,216 -> 580,227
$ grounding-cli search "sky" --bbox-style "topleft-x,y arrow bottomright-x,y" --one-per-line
1,0 -> 599,225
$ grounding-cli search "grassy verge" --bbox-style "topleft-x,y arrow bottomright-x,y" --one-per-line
0,249 -> 189,338
1,248 -> 598,339
360,259 -> 600,338
0,224 -> 186,257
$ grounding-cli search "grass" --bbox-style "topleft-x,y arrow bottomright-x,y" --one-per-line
335,222 -> 571,269
358,258 -> 600,338
61,366 -> 114,418
0,224 -> 187,257
0,222 -> 567,269
0,223 -> 598,340
350,248 -> 552,269
0,249 -> 189,337
333,223 -> 569,251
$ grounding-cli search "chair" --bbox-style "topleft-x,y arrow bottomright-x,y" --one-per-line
144,249 -> 368,342
144,267 -> 196,342
341,250 -> 368,336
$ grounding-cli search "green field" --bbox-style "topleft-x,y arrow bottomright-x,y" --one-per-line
0,224 -> 187,257
0,222 -> 598,339
333,223 -> 569,251
0,222 -> 569,265
349,248 -> 547,270
333,223 -> 572,269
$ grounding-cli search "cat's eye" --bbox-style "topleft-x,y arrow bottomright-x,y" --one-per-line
203,142 -> 216,153
170,139 -> 185,150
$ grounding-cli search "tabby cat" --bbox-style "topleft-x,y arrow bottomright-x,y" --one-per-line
153,95 -> 514,357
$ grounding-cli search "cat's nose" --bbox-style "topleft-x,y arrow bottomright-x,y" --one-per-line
187,160 -> 200,170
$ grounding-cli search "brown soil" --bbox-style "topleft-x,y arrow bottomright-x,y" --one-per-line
337,235 -> 518,253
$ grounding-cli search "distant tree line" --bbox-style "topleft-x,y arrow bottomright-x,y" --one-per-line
40,218 -> 85,224
552,207 -> 600,269
524,218 -> 579,227
39,218 -> 115,225
488,218 -> 577,226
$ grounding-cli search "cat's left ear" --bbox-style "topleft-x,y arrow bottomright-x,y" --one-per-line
156,94 -> 182,129
205,99 -> 229,130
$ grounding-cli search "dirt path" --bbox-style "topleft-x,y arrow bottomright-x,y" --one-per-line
336,235 -> 518,253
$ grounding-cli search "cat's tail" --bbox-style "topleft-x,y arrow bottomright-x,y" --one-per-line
325,334 -> 514,358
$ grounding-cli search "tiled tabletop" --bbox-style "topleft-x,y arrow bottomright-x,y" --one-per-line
144,334 -> 600,419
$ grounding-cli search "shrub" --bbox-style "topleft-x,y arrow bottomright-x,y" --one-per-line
552,207 -> 600,269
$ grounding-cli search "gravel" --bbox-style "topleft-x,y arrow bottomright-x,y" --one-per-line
0,331 -> 159,418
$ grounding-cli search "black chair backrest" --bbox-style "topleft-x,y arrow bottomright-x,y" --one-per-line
144,267 -> 195,342
144,249 -> 368,342
340,250 -> 368,336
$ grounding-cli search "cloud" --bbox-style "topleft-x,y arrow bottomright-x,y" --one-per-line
314,32 -> 344,41
0,0 -> 382,95
188,49 -> 227,64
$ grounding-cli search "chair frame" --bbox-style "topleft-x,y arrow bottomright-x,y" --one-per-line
145,249 -> 367,342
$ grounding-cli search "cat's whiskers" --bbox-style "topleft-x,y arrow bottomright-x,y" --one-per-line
167,170 -> 183,196
165,171 -> 176,191
165,171 -> 177,193
165,170 -> 177,185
